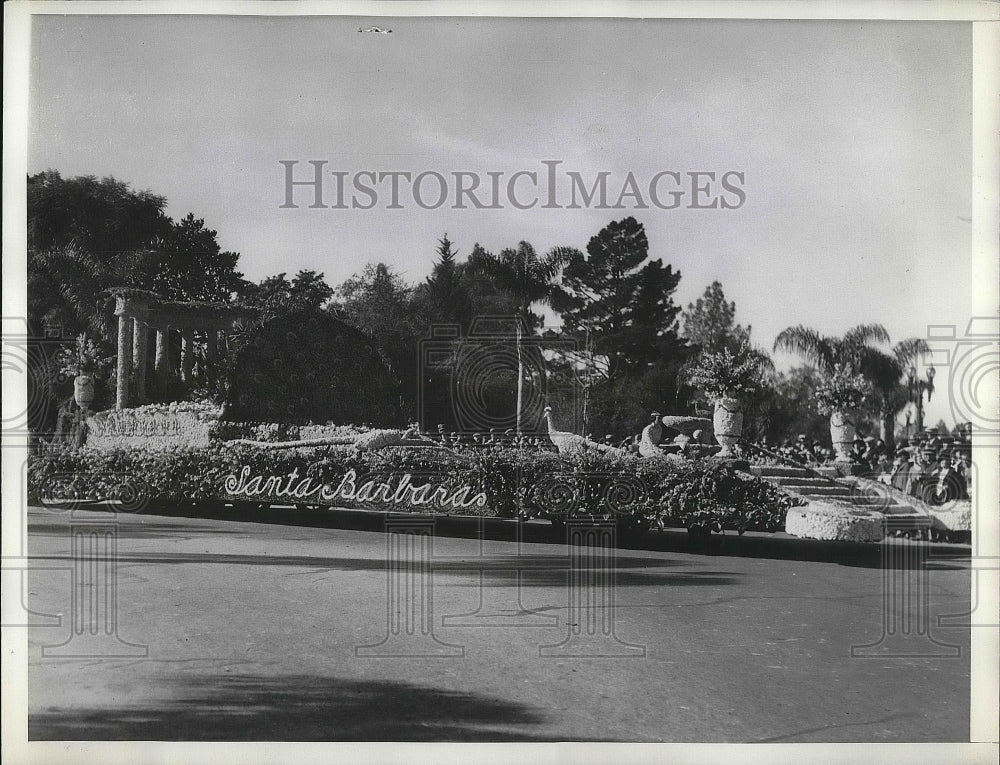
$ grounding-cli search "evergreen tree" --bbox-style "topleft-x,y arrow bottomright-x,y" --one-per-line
28,170 -> 171,259
554,217 -> 691,435
240,270 -> 334,319
422,233 -> 470,327
555,217 -> 684,381
333,263 -> 427,415
150,214 -> 245,302
681,281 -> 752,353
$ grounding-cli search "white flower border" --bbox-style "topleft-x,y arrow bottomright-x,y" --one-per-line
785,502 -> 885,543
928,500 -> 972,532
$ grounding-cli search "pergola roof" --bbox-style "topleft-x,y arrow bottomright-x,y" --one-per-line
105,288 -> 257,331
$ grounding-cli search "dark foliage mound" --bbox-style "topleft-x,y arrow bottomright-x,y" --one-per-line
223,309 -> 402,425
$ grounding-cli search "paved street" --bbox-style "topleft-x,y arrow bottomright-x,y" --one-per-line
24,505 -> 971,742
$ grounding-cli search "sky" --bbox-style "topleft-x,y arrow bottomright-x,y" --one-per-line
28,15 -> 974,427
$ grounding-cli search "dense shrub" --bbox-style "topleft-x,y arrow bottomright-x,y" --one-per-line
27,445 -> 801,534
223,309 -> 403,425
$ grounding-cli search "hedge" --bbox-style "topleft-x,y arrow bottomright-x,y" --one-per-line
27,445 -> 803,534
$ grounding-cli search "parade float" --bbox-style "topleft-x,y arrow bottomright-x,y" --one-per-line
30,293 -> 967,546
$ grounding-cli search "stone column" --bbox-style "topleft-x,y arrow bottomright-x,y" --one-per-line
181,330 -> 194,382
154,327 -> 170,377
206,330 -> 218,365
132,316 -> 148,404
115,311 -> 133,410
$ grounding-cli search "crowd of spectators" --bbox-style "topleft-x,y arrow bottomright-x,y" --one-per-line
879,428 -> 972,505
746,424 -> 973,505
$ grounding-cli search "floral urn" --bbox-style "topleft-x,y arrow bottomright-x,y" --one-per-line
73,374 -> 96,409
713,396 -> 743,457
829,410 -> 856,461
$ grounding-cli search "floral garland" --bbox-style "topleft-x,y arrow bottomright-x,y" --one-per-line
28,446 -> 797,535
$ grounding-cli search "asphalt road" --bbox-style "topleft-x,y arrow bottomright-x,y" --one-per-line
24,505 -> 971,742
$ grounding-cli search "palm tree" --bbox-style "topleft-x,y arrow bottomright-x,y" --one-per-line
772,323 -> 891,377
864,337 -> 931,449
467,242 -> 570,433
774,324 -> 933,447
28,244 -> 113,341
774,323 -> 892,457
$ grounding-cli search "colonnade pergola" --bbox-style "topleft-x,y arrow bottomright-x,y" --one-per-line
110,289 -> 255,409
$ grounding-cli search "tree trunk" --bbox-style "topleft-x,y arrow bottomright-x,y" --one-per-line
881,410 -> 896,452
534,342 -> 548,433
515,320 -> 523,435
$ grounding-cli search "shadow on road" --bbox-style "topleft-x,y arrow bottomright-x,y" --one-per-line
27,543 -> 743,588
31,501 -> 971,570
29,672 -> 608,741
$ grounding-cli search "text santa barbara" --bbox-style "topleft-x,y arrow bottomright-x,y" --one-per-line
224,466 -> 488,509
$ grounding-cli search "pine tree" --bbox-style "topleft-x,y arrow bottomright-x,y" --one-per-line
681,281 -> 752,354
556,217 -> 684,381
423,233 -> 469,326
553,217 -> 690,434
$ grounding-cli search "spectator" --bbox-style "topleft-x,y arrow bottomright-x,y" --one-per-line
865,438 -> 887,470
849,437 -> 868,468
957,451 -> 972,499
889,453 -> 910,491
930,454 -> 962,505
793,435 -> 818,465
871,446 -> 891,475
906,448 -> 935,502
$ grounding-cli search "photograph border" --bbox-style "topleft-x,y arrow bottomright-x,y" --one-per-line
3,2 -> 998,764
